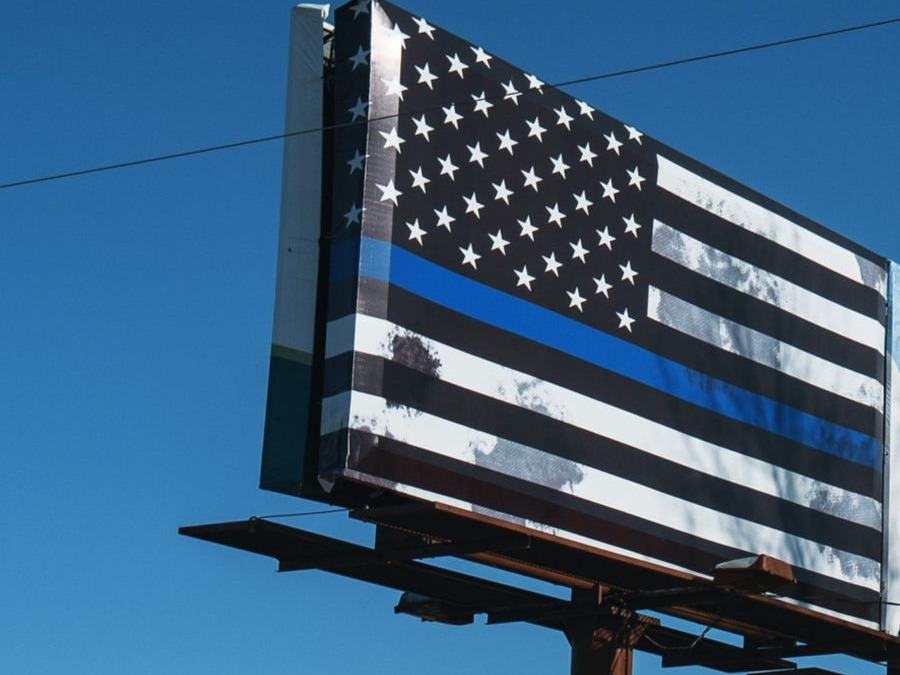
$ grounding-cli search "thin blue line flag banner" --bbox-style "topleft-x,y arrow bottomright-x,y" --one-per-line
304,0 -> 893,628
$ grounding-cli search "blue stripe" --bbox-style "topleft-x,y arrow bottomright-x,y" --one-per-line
354,236 -> 880,468
330,237 -> 393,283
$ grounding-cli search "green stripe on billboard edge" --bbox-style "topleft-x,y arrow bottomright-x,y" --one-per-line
271,344 -> 313,366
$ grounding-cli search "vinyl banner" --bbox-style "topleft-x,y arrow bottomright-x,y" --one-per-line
311,0 -> 889,628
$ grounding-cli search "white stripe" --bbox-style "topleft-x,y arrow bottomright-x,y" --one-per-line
325,313 -> 881,529
270,6 -> 326,353
648,286 -> 884,412
653,220 -> 886,355
321,388 -> 880,590
656,155 -> 887,298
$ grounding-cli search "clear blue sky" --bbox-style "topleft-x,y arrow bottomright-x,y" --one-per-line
2,2 -> 899,673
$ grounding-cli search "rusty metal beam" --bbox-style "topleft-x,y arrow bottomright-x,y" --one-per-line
351,502 -> 900,664
179,516 -> 895,672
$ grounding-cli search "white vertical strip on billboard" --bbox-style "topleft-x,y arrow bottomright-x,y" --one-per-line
882,261 -> 899,633
270,4 -> 328,360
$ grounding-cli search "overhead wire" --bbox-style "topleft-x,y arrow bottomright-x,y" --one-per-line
1,15 -> 898,191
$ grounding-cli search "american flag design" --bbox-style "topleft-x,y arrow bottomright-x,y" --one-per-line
316,0 -> 889,627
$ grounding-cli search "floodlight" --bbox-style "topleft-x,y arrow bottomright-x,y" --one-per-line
712,554 -> 795,593
394,591 -> 475,625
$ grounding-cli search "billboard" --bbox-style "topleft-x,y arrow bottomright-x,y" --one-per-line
263,0 -> 898,634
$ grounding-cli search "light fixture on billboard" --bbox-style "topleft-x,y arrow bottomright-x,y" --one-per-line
712,554 -> 795,593
394,591 -> 475,626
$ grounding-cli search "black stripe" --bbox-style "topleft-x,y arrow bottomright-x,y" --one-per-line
636,305 -> 883,440
322,350 -> 355,399
652,188 -> 887,323
331,428 -> 879,623
378,285 -> 882,498
648,253 -> 884,382
337,350 -> 881,560
637,320 -> 882,445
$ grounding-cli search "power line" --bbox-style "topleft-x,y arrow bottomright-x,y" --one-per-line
553,15 -> 900,89
2,15 -> 898,191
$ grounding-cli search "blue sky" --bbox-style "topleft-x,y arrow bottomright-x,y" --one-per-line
2,2 -> 898,673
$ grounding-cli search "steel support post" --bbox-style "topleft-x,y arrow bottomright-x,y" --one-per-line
568,616 -> 634,675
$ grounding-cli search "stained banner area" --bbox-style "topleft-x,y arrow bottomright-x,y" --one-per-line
311,0 -> 890,628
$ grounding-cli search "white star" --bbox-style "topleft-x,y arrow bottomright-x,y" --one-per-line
521,166 -> 543,191
459,243 -> 481,268
409,166 -> 430,192
406,219 -> 427,245
382,75 -> 408,100
573,191 -> 593,215
619,260 -> 638,284
349,45 -> 369,71
412,114 -> 434,141
379,126 -> 405,153
600,178 -> 619,202
570,239 -> 589,263
593,274 -> 612,298
472,91 -> 493,117
388,23 -> 410,49
346,148 -> 366,174
502,80 -> 521,105
525,73 -> 544,92
555,106 -> 574,130
567,287 -> 587,312
349,0 -> 369,19
496,129 -> 518,154
518,216 -> 538,240
596,226 -> 616,250
415,63 -> 438,90
470,45 -> 492,67
442,104 -> 463,128
463,192 -> 485,218
348,96 -> 368,121
343,202 -> 362,226
446,52 -> 469,78
434,206 -> 455,231
604,131 -> 623,155
438,154 -> 459,181
576,100 -> 595,119
622,214 -> 642,237
413,16 -> 436,39
514,265 -> 535,290
550,154 -> 570,179
526,117 -> 547,142
577,142 -> 598,167
627,166 -> 645,190
617,308 -> 635,332
546,203 -> 566,227
467,141 -> 488,167
543,252 -> 563,277
489,229 -> 510,255
377,179 -> 402,205
625,125 -> 643,144
492,179 -> 513,204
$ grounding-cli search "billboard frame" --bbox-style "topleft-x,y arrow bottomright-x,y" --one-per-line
235,2 -> 900,673
180,507 -> 900,674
